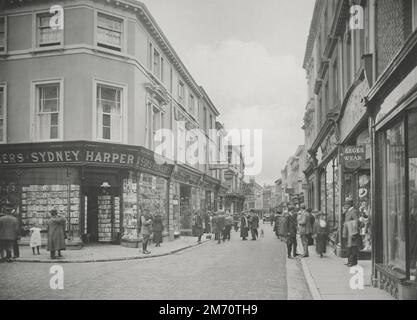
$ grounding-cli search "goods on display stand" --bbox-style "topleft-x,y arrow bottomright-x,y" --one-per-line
97,195 -> 112,242
113,197 -> 120,239
138,173 -> 168,227
20,184 -> 80,235
122,179 -> 138,240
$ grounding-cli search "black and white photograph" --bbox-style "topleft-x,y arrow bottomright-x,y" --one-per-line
0,0 -> 417,306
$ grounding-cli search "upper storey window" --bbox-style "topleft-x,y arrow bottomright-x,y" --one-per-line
37,13 -> 63,47
0,17 -> 6,52
97,13 -> 122,52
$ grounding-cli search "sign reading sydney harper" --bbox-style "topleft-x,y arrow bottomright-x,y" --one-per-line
342,145 -> 366,169
0,143 -> 173,176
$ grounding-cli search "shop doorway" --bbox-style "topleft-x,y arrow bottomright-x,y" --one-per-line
180,185 -> 192,235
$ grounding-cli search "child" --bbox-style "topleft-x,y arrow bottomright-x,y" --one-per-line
30,224 -> 42,255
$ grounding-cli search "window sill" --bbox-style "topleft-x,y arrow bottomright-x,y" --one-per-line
30,45 -> 64,54
93,46 -> 126,59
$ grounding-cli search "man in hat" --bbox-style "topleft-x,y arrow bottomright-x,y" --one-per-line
344,198 -> 358,222
240,212 -> 249,240
285,207 -> 298,259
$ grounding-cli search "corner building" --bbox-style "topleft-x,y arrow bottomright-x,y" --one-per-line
0,0 -> 225,246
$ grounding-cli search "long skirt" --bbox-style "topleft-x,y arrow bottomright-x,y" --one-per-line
316,233 -> 328,254
240,227 -> 248,238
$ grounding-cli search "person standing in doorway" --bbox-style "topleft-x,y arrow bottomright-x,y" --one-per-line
47,210 -> 66,259
0,210 -> 19,263
140,212 -> 153,254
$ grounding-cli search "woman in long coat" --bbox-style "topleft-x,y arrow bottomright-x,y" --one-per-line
240,213 -> 249,240
152,214 -> 164,247
313,212 -> 329,258
47,210 -> 66,259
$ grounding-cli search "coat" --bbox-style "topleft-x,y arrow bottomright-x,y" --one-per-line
152,215 -> 164,232
140,215 -> 152,235
285,213 -> 298,236
297,212 -> 308,235
240,216 -> 249,238
305,213 -> 315,234
47,215 -> 66,251
0,215 -> 19,240
313,219 -> 329,254
250,216 -> 259,229
343,219 -> 360,248
345,207 -> 359,222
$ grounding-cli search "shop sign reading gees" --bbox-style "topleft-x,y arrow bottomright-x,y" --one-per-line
342,146 -> 366,169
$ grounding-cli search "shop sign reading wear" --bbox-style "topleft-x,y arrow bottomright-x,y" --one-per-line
342,145 -> 366,169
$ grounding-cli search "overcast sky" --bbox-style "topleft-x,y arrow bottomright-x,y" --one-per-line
141,0 -> 315,186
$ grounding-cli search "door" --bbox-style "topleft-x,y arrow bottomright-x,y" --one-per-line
86,187 -> 99,242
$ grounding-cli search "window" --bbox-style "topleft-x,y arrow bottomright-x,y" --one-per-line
188,94 -> 195,116
145,102 -> 163,151
0,85 -> 6,143
333,58 -> 339,106
153,49 -> 161,78
161,57 -> 165,83
0,17 -> 6,52
34,82 -> 62,141
203,107 -> 207,132
210,114 -> 213,130
97,13 -> 122,51
96,84 -> 122,141
178,81 -> 185,103
37,13 -> 62,47
379,120 -> 406,271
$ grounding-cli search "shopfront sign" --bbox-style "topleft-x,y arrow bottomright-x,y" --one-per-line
0,142 -> 173,177
342,145 -> 366,169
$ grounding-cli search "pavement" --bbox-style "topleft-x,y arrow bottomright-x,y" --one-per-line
0,227 -> 290,300
299,245 -> 395,300
11,236 -> 210,263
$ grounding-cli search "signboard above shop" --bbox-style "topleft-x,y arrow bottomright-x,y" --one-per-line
342,145 -> 366,170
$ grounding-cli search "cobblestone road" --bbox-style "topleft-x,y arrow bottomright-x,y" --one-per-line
0,225 -> 300,300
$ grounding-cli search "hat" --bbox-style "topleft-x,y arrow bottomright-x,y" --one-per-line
344,198 -> 353,206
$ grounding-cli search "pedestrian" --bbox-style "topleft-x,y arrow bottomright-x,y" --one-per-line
223,214 -> 233,241
306,208 -> 315,247
344,198 -> 358,222
11,209 -> 20,259
204,212 -> 211,234
30,223 -> 42,255
240,212 -> 249,240
250,212 -> 259,240
194,211 -> 204,243
152,213 -> 164,247
0,209 -> 19,263
211,213 -> 218,241
297,205 -> 310,258
140,211 -> 153,254
312,211 -> 329,258
285,207 -> 298,259
216,212 -> 226,243
47,210 -> 66,259
343,204 -> 360,267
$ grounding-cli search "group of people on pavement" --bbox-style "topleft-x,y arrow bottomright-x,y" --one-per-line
0,208 -> 67,262
240,211 -> 260,241
273,198 -> 361,267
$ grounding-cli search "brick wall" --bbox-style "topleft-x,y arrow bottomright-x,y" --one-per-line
376,0 -> 413,75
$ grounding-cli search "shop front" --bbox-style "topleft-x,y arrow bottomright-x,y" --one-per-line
171,164 -> 205,236
0,141 -> 174,248
338,75 -> 372,259
366,33 -> 417,299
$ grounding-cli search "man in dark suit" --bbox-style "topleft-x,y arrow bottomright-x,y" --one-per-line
0,210 -> 19,263
285,207 -> 298,259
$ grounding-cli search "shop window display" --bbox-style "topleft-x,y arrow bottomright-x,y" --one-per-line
408,110 -> 417,279
379,120 -> 406,272
122,178 -> 138,240
138,173 -> 168,230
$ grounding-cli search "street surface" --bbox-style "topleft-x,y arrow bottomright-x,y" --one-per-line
0,225 -> 309,300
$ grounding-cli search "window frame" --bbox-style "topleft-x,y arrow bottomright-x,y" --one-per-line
0,83 -> 7,144
178,81 -> 185,104
31,79 -> 64,142
145,101 -> 165,151
34,11 -> 63,48
92,79 -> 127,144
0,16 -> 7,54
96,11 -> 124,52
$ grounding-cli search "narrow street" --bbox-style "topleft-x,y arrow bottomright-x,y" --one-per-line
0,226 -> 308,300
